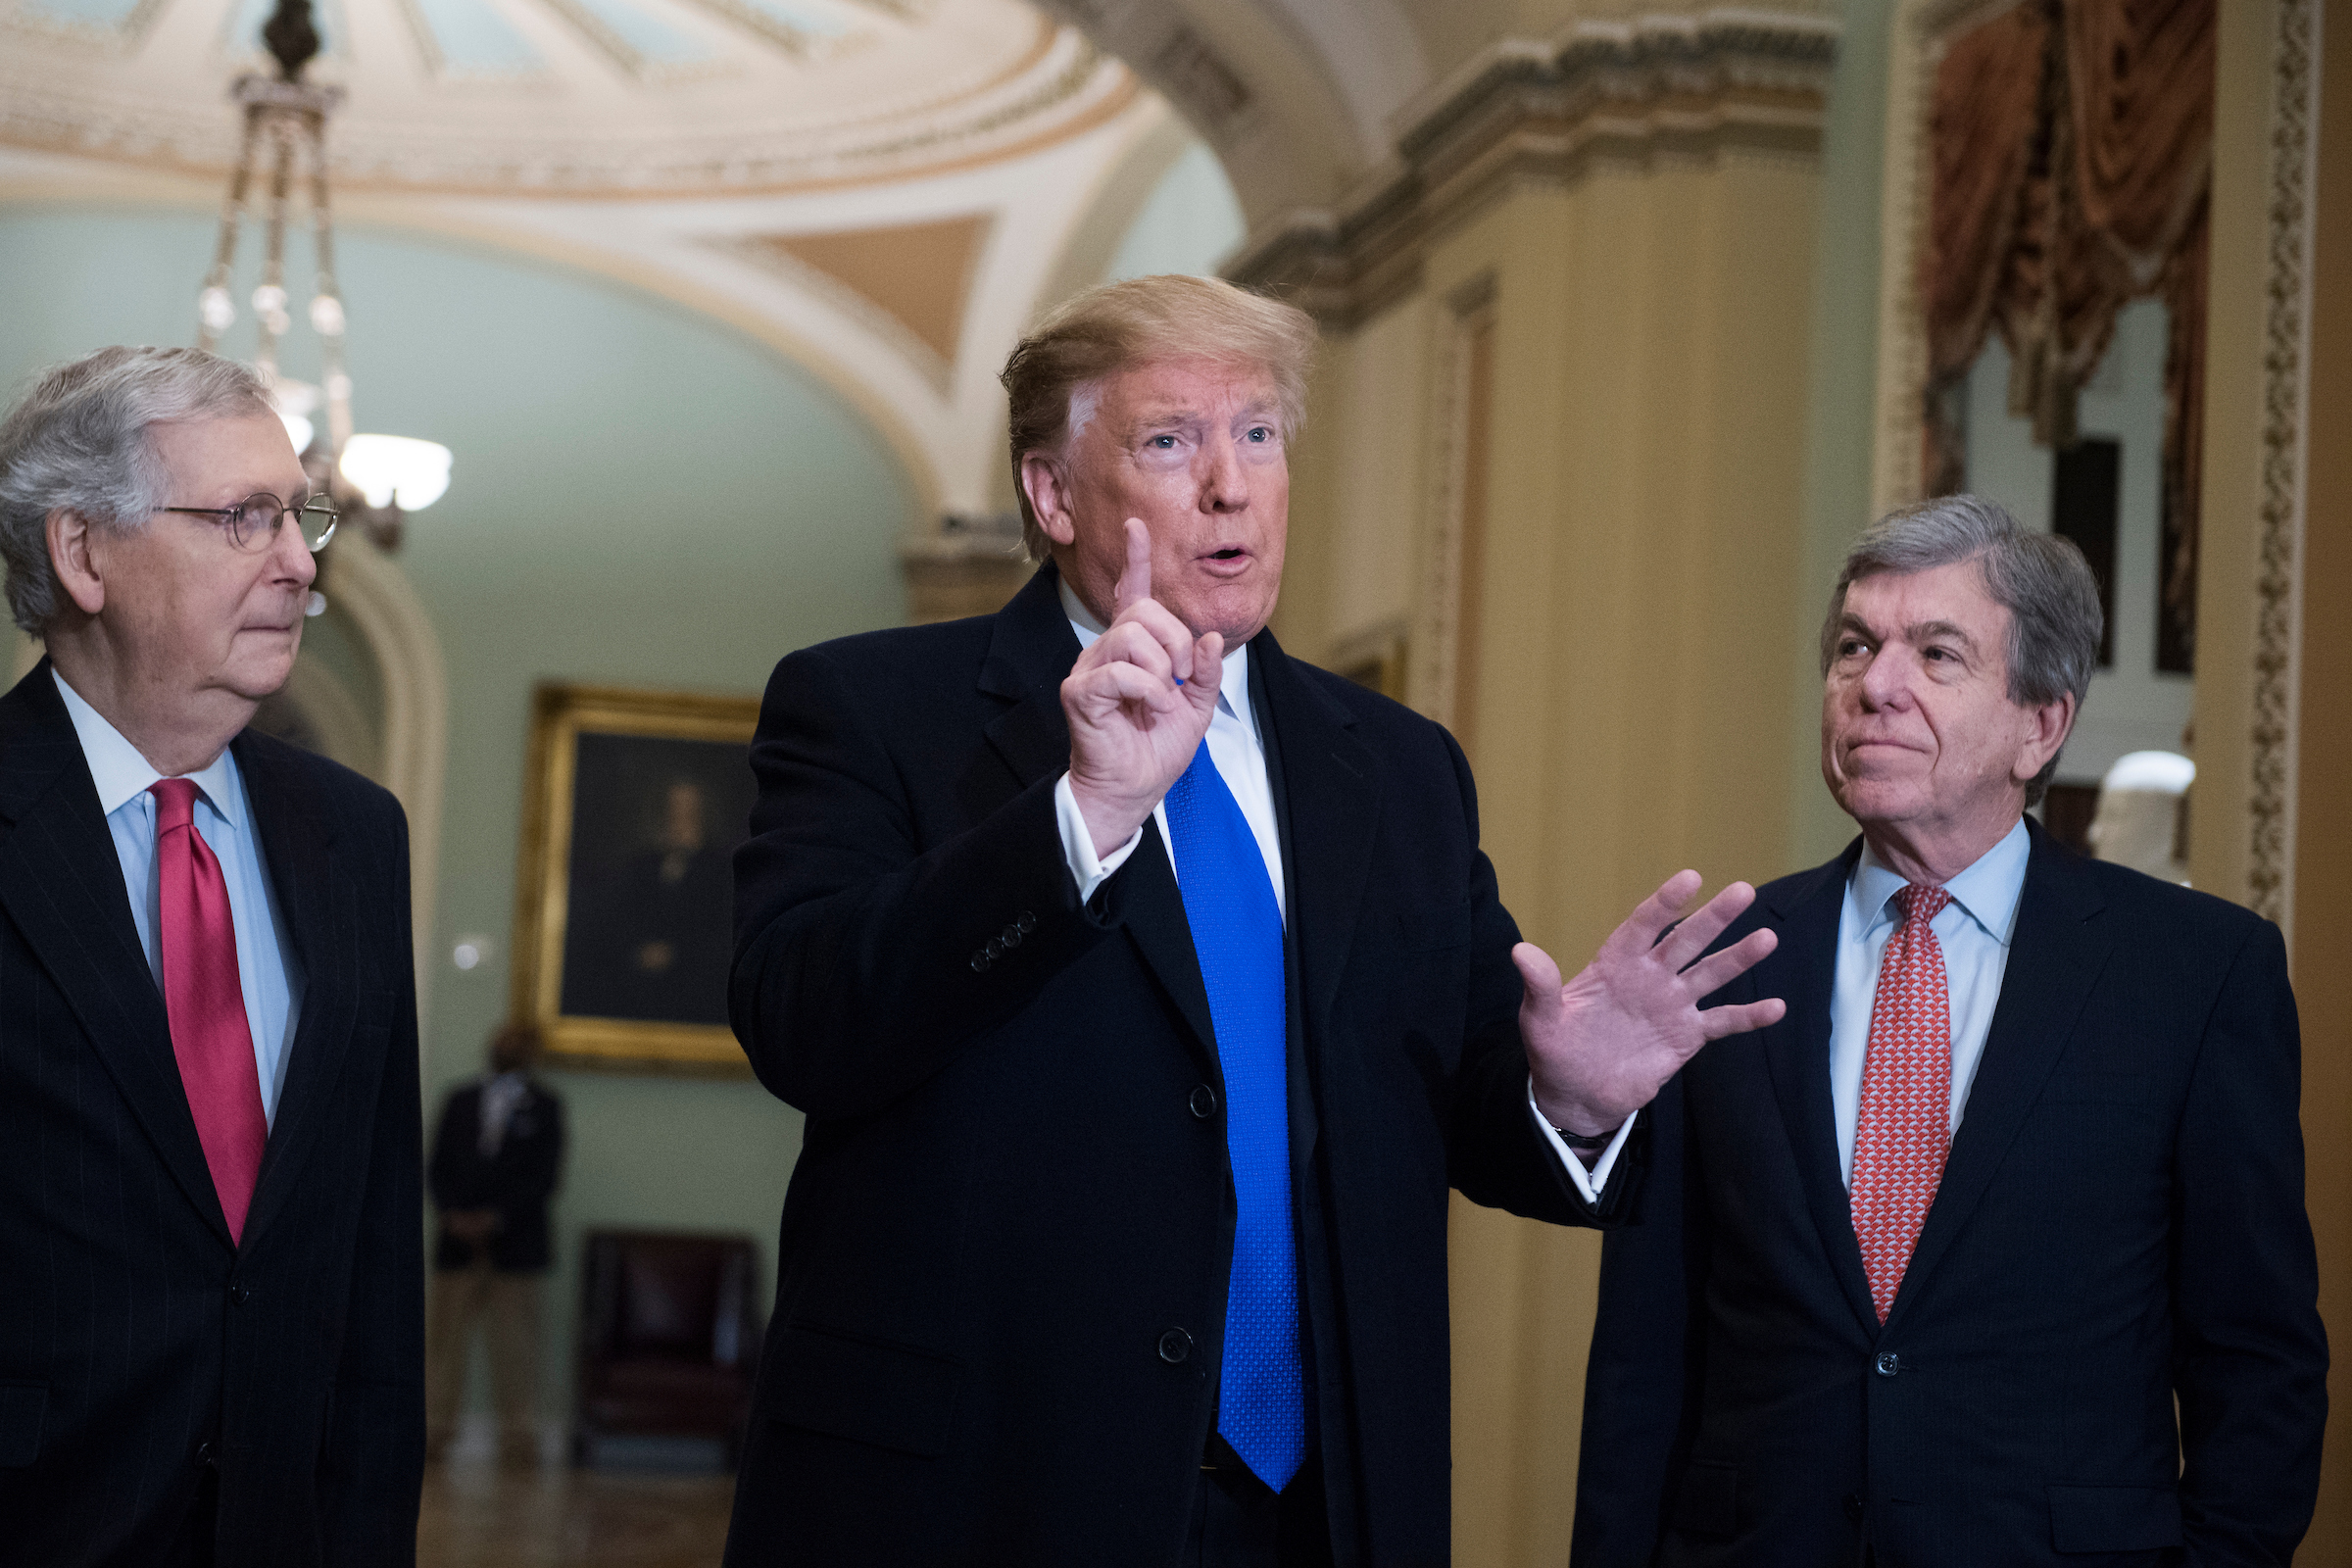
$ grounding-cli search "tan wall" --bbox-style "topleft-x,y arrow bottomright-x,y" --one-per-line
2294,3 -> 2352,1552
1278,134 -> 1823,1558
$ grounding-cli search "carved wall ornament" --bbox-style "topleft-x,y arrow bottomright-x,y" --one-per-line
1225,10 -> 1838,327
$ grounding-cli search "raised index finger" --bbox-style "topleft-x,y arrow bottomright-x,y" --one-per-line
1112,518 -> 1152,617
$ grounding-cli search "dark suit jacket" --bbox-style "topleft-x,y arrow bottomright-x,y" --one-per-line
725,564 -> 1613,1567
0,662 -> 425,1568
1573,820 -> 2327,1568
428,1076 -> 564,1271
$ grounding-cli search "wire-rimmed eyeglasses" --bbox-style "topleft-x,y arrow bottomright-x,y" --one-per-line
156,492 -> 339,554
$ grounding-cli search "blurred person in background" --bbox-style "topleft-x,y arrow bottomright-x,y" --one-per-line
426,1021 -> 566,1466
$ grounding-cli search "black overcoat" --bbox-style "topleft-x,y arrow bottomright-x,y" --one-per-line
723,564 -> 1616,1567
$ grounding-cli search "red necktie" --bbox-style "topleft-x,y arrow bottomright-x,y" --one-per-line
151,778 -> 268,1244
1850,882 -> 1954,1324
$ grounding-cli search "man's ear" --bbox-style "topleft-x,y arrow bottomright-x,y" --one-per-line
45,510 -> 106,616
2013,691 -> 2077,786
1018,452 -> 1078,549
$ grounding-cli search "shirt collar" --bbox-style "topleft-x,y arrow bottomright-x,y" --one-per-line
1848,815 -> 2031,948
52,667 -> 247,831
1058,574 -> 1257,745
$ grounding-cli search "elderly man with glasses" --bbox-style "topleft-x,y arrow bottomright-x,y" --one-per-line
0,346 -> 423,1568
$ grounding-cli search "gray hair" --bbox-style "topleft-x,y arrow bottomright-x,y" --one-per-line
1820,493 -> 2103,805
0,346 -> 273,634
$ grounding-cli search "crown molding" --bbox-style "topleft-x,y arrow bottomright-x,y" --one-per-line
1227,9 -> 1838,326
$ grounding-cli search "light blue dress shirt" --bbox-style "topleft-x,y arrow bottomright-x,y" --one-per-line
1829,816 -> 2031,1189
1044,579 -> 1631,1200
54,670 -> 304,1124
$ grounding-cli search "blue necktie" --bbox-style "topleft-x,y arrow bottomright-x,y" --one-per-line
1164,739 -> 1304,1492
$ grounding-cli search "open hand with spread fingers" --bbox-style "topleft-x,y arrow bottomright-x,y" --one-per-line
1060,517 -> 1226,858
1519,870 -> 1787,1137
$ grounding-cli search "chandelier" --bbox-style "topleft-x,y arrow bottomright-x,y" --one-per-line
193,0 -> 450,551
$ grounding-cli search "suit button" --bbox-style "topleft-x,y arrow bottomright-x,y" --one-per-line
1157,1328 -> 1193,1364
231,1283 -> 252,1305
1001,926 -> 1022,949
195,1440 -> 217,1466
968,953 -> 989,972
985,938 -> 1004,960
1874,1351 -> 1899,1377
1190,1085 -> 1217,1119
1015,911 -> 1036,934
1843,1493 -> 1864,1522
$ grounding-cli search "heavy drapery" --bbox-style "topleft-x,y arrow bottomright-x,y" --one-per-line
1920,0 -> 2212,669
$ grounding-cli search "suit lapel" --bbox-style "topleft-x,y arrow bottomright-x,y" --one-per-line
1249,642 -> 1319,1167
1886,823 -> 2110,1329
0,662 -> 231,1245
232,731 -> 359,1249
975,565 -> 1220,1071
1248,634 -> 1380,1093
1759,845 -> 1882,1336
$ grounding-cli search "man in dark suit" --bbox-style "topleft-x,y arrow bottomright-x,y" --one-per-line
426,1022 -> 565,1463
0,346 -> 424,1566
1573,495 -> 2328,1567
724,275 -> 1785,1567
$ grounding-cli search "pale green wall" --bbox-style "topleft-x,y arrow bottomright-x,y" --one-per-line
0,206 -> 916,1424
1107,140 -> 1248,281
1788,2 -> 1891,871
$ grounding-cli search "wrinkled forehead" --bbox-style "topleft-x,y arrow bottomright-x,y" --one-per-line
146,413 -> 310,499
1841,559 -> 2008,634
1085,356 -> 1282,432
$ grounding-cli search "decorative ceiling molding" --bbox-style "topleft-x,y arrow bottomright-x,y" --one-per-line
6,0 -> 172,51
717,212 -> 993,389
1226,9 -> 1839,325
0,0 -> 1140,197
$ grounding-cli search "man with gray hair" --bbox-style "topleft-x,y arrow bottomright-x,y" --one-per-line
1573,495 -> 2327,1567
0,346 -> 424,1566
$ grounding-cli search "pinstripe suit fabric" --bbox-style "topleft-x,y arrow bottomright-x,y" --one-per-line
0,662 -> 424,1567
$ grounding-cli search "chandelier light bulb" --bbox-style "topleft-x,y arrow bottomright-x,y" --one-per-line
251,283 -> 288,314
309,295 -> 346,336
278,412 -> 315,453
339,433 -> 452,512
198,287 -> 236,331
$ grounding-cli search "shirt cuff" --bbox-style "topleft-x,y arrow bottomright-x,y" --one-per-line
1526,1079 -> 1638,1205
1056,772 -> 1145,903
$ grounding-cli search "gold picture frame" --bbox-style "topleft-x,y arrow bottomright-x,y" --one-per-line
511,682 -> 761,1075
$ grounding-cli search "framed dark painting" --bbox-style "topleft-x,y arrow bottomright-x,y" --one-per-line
512,683 -> 760,1073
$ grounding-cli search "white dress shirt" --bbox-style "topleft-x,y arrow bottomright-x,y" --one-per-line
54,670 -> 304,1124
1830,817 -> 2030,1186
1046,581 -> 1628,1200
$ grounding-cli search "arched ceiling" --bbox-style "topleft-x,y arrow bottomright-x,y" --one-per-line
0,0 -> 1528,518
0,0 -> 1140,194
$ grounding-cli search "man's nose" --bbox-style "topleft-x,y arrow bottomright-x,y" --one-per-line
1200,437 -> 1249,512
1856,647 -> 1910,708
270,515 -> 319,587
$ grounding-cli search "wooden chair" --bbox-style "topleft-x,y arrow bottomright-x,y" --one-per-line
573,1229 -> 760,1465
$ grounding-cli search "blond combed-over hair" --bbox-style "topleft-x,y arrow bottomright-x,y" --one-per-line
999,274 -> 1317,562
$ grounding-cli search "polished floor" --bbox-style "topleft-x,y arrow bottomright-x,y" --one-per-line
419,1461 -> 737,1568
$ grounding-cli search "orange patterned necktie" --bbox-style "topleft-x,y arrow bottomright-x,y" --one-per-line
151,778 -> 269,1245
1850,882 -> 1954,1324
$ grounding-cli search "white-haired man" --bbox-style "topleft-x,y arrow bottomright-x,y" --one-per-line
724,274 -> 1784,1566
1574,496 -> 2327,1567
0,346 -> 423,1567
